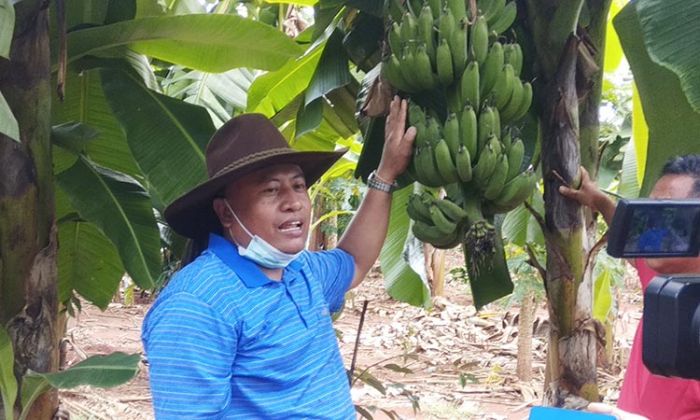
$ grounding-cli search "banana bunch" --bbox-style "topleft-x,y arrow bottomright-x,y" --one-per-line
382,0 -> 519,94
388,0 -> 536,266
408,192 -> 469,249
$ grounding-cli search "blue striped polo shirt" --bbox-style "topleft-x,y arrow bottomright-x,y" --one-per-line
142,233 -> 355,419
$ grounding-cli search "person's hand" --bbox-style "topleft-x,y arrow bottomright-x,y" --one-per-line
558,166 -> 606,211
558,166 -> 619,225
377,96 -> 416,183
586,402 -> 649,420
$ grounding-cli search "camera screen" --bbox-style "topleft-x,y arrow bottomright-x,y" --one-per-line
607,199 -> 700,258
624,207 -> 697,254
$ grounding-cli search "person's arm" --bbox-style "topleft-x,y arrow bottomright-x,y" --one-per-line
338,96 -> 415,289
558,166 -> 617,225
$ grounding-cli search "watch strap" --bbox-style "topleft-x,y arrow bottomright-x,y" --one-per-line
367,170 -> 398,193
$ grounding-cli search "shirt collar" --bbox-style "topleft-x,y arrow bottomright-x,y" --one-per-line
207,233 -> 303,288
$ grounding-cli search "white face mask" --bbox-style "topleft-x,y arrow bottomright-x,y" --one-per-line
224,200 -> 302,269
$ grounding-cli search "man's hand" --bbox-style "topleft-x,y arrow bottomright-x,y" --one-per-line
558,166 -> 617,225
587,403 -> 649,420
376,96 -> 416,183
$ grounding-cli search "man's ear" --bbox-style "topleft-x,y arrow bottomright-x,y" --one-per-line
212,198 -> 234,227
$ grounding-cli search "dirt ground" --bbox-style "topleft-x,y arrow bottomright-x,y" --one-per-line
58,252 -> 642,420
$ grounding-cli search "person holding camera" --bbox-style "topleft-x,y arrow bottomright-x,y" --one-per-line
559,155 -> 700,419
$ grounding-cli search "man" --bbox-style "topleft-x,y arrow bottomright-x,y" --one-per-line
560,155 -> 700,420
142,97 -> 415,419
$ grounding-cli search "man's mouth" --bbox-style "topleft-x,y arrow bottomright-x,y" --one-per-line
279,220 -> 303,233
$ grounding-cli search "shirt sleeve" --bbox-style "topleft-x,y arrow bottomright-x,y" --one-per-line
142,292 -> 238,419
304,248 -> 355,312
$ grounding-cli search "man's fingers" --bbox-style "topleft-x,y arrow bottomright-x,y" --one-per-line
559,185 -> 577,198
403,126 -> 416,143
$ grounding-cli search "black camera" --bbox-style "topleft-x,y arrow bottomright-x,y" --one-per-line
607,199 -> 700,379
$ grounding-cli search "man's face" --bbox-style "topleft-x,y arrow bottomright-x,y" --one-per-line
216,163 -> 311,254
645,174 -> 700,273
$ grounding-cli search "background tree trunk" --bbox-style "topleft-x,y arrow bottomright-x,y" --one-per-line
0,1 -> 60,418
517,291 -> 536,382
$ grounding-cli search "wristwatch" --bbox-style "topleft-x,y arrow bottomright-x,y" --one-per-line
367,170 -> 399,193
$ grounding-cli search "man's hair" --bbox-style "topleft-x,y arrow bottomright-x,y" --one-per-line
661,154 -> 700,197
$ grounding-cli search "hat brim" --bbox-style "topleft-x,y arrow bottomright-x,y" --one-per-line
164,149 -> 347,239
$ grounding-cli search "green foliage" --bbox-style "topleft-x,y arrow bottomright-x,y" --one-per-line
636,0 -> 700,114
64,14 -> 303,72
0,0 -> 13,59
0,91 -> 19,142
614,3 -> 700,195
101,67 -> 212,207
57,157 -> 161,289
0,326 -> 17,420
380,187 -> 431,307
27,352 -> 140,389
57,221 -> 124,310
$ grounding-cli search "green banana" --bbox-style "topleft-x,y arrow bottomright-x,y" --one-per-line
425,114 -> 442,144
399,46 -> 421,91
460,104 -> 478,158
412,220 -> 461,248
477,105 -> 496,153
490,1 -> 517,35
407,193 -> 434,224
388,22 -> 402,55
492,106 -> 501,139
492,169 -> 536,209
382,55 -> 411,92
510,81 -> 533,122
473,142 -> 498,189
413,120 -> 428,148
438,8 -> 456,43
436,38 -> 455,86
418,4 -> 436,64
503,42 -> 523,76
447,0 -> 467,22
409,102 -> 426,128
444,112 -> 461,156
488,133 -> 503,157
485,0 -> 506,26
460,61 -> 480,108
455,145 -> 473,182
401,11 -> 419,45
415,44 -> 436,91
480,41 -> 504,98
417,145 -> 445,187
429,204 -> 458,234
449,22 -> 469,77
500,78 -> 524,122
483,154 -> 509,200
411,148 -> 426,183
506,138 -> 524,181
501,128 -> 512,150
434,138 -> 460,183
436,197 -> 469,223
493,64 -> 515,110
470,15 -> 489,65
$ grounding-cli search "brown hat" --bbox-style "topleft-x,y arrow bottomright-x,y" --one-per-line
164,113 -> 346,239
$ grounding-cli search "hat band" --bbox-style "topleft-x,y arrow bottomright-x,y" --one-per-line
211,147 -> 295,178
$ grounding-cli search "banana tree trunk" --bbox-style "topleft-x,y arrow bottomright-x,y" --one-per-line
541,36 -> 597,403
0,1 -> 60,418
525,0 -> 611,405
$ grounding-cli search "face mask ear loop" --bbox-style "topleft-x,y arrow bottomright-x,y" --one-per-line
224,200 -> 254,239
